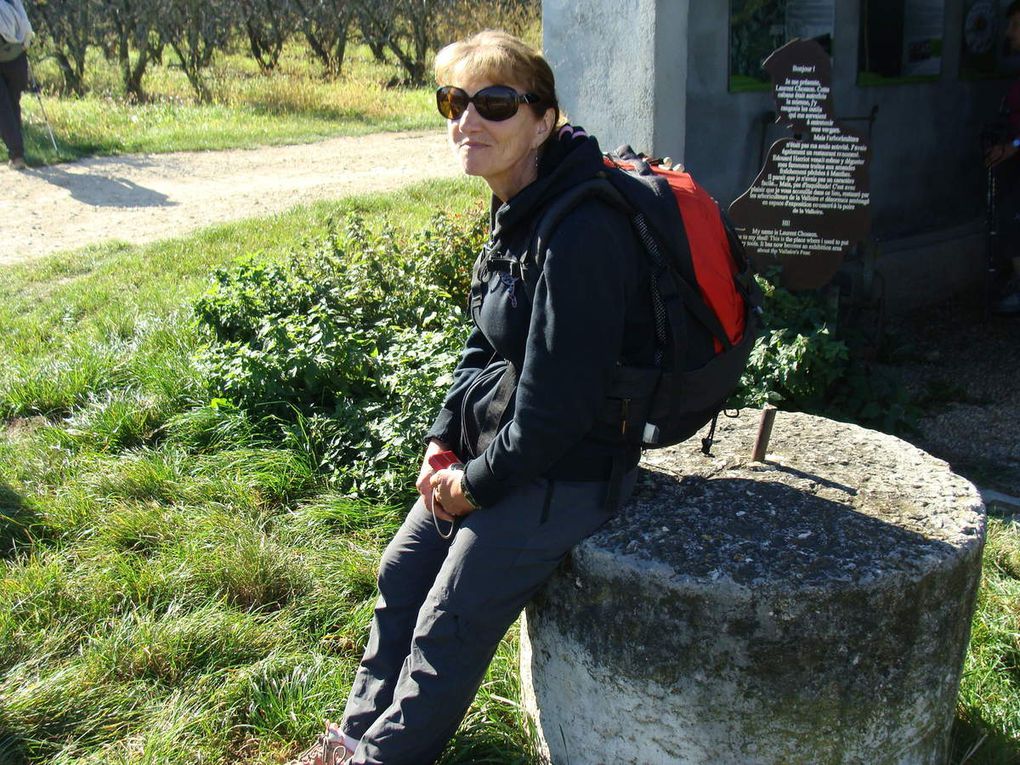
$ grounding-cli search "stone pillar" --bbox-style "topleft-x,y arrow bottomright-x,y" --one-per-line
541,0 -> 689,160
521,411 -> 985,765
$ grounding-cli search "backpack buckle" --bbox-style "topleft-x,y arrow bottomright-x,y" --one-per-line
485,256 -> 525,281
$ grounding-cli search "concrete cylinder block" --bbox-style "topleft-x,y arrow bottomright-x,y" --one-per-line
521,411 -> 986,765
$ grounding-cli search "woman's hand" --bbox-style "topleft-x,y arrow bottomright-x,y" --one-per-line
417,439 -> 450,515
986,142 -> 1019,168
430,468 -> 477,518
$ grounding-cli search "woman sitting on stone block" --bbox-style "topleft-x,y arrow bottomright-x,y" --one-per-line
288,28 -> 654,765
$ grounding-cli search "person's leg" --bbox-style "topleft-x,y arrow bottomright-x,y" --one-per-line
341,498 -> 454,742
0,61 -> 17,160
350,474 -> 633,765
0,55 -> 27,161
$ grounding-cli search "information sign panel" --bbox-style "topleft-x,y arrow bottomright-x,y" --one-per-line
729,39 -> 871,290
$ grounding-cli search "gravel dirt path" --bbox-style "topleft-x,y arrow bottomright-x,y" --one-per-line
0,129 -> 458,266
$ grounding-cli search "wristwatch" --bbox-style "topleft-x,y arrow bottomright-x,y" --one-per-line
1011,138 -> 1020,149
459,472 -> 482,509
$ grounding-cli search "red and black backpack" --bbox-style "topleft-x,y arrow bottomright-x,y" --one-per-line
515,146 -> 762,455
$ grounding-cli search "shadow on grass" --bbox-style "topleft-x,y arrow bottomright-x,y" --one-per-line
0,731 -> 28,765
20,122 -> 104,165
439,729 -> 535,765
0,483 -> 40,559
0,681 -> 29,764
951,710 -> 1020,764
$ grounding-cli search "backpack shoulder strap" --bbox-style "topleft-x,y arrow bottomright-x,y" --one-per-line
527,172 -> 702,367
512,176 -> 631,307
532,176 -> 632,264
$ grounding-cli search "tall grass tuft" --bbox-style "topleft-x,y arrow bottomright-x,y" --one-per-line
1,339 -> 130,419
163,400 -> 263,453
91,603 -> 292,684
953,518 -> 1020,763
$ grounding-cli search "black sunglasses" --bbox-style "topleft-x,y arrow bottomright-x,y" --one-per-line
436,85 -> 540,122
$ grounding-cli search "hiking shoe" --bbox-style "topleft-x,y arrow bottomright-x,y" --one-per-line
287,721 -> 351,765
9,157 -> 27,170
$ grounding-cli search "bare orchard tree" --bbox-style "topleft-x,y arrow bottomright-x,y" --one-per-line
239,0 -> 292,74
104,0 -> 161,100
435,0 -> 541,42
32,0 -> 98,95
354,3 -> 386,63
355,0 -> 442,86
154,0 -> 236,102
291,0 -> 354,78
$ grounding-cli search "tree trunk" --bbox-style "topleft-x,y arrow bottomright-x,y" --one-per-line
303,28 -> 331,74
169,39 -> 211,102
115,12 -> 151,101
54,51 -> 86,96
126,45 -> 150,100
245,18 -> 283,73
329,14 -> 351,78
357,10 -> 387,62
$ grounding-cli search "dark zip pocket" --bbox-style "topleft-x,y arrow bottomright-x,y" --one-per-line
459,356 -> 507,458
540,480 -> 555,525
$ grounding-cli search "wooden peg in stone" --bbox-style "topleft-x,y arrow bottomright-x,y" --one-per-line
752,404 -> 778,462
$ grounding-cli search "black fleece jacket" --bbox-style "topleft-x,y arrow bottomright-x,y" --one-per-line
425,127 -> 656,508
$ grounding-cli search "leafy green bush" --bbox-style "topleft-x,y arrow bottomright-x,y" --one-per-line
193,210 -> 484,500
194,209 -> 917,507
736,274 -> 850,410
734,272 -> 916,433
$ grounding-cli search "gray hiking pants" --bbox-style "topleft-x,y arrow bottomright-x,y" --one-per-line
341,472 -> 635,765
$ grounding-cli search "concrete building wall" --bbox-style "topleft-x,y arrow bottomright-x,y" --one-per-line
684,0 -> 1002,241
544,0 -> 1009,304
542,0 -> 688,161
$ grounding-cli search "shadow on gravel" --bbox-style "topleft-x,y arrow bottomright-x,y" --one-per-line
31,164 -> 174,208
886,289 -> 1020,497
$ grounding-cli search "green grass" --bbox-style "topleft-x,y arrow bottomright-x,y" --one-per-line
0,177 -> 529,765
0,176 -> 484,420
11,42 -> 439,165
1,176 -> 1018,763
952,518 -> 1020,764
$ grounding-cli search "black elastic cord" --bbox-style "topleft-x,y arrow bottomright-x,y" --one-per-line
701,414 -> 719,455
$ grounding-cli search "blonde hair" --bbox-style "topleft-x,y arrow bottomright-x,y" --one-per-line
434,30 -> 561,126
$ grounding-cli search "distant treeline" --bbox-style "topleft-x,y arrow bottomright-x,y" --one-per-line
27,0 -> 539,101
